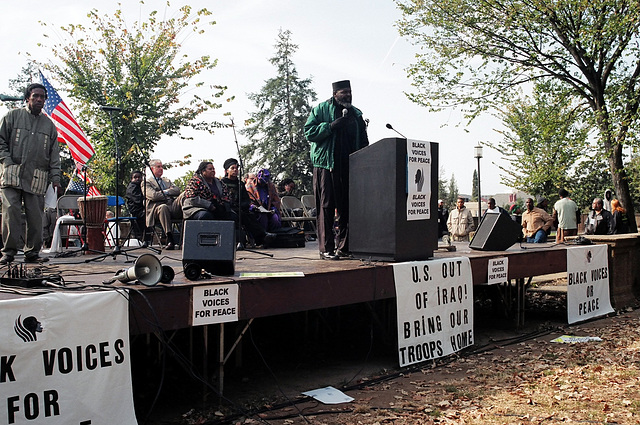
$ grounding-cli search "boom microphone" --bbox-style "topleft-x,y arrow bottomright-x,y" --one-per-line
386,123 -> 407,139
99,105 -> 125,113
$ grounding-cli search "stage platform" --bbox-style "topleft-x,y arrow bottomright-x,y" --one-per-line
0,239 -> 569,334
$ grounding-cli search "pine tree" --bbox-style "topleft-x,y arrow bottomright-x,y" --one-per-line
240,29 -> 317,193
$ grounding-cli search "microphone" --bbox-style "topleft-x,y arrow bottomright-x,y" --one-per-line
0,95 -> 22,102
364,118 -> 370,127
99,105 -> 125,113
342,108 -> 348,118
386,123 -> 407,139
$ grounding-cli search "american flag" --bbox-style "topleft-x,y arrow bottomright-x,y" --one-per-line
66,170 -> 100,197
40,72 -> 96,169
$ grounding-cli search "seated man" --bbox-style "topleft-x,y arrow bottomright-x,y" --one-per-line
182,161 -> 231,221
221,158 -> 275,247
521,197 -> 554,243
144,159 -> 182,250
584,197 -> 613,235
277,178 -> 296,198
125,170 -> 146,239
245,168 -> 282,233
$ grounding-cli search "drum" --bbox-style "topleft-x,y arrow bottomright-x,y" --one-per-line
77,196 -> 108,253
77,196 -> 108,228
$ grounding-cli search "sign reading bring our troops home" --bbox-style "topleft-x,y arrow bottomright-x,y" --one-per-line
393,258 -> 474,367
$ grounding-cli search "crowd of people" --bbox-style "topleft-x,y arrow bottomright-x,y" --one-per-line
0,80 -> 637,263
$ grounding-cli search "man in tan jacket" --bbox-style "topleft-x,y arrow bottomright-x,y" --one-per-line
447,197 -> 475,242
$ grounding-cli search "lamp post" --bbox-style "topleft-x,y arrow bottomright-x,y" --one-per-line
474,145 -> 483,220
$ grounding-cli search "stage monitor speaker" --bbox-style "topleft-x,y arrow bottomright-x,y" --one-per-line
470,212 -> 521,251
182,220 -> 236,278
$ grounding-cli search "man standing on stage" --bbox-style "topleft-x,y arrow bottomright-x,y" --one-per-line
0,83 -> 61,264
305,80 -> 369,260
144,159 -> 182,250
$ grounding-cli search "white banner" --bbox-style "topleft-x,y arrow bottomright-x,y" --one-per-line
406,139 -> 431,221
192,284 -> 239,326
393,258 -> 474,367
0,290 -> 137,425
567,245 -> 614,324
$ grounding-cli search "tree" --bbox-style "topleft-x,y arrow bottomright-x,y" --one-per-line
487,82 -> 589,202
471,169 -> 478,201
396,0 -> 640,230
438,167 -> 448,201
570,155 -> 613,213
38,4 -> 228,194
446,174 -> 459,209
239,29 -> 317,193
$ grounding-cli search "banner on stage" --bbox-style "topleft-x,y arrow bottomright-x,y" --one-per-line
487,257 -> 508,285
406,139 -> 431,221
0,290 -> 137,425
567,245 -> 614,324
393,257 -> 474,367
192,284 -> 239,326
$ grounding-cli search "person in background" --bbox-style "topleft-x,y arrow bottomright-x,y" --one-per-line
610,199 -> 629,234
304,79 -> 369,260
553,189 -> 580,243
182,161 -> 231,221
521,197 -> 554,243
144,159 -> 182,250
603,189 -> 613,212
125,170 -> 146,239
278,178 -> 296,198
221,158 -> 275,248
245,168 -> 282,233
0,83 -> 61,264
584,197 -> 613,235
437,199 -> 449,239
447,197 -> 474,242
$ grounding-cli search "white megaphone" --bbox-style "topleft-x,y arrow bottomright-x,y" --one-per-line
104,254 -> 163,286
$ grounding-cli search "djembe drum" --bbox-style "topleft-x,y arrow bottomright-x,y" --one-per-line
77,195 -> 108,253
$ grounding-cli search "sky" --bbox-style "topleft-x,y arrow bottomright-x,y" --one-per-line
0,0 -> 513,196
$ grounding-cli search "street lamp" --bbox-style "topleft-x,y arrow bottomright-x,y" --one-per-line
474,145 -> 483,220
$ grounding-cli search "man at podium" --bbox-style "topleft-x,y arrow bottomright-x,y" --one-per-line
305,80 -> 369,260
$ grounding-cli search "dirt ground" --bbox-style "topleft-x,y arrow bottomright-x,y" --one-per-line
142,282 -> 640,425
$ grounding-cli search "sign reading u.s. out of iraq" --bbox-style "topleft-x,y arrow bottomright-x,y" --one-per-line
393,258 -> 474,367
567,245 -> 614,324
192,284 -> 239,326
406,139 -> 431,221
0,291 -> 137,425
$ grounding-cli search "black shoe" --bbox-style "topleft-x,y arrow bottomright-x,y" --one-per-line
335,249 -> 351,259
319,251 -> 339,260
263,232 -> 277,248
0,255 -> 14,265
163,242 -> 175,251
24,255 -> 49,263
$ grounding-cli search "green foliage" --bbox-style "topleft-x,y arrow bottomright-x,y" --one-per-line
570,156 -> 613,213
239,29 -> 317,194
487,82 -> 590,202
446,174 -> 459,209
438,167 -> 448,202
471,169 -> 478,201
37,3 -> 228,194
396,0 -> 640,227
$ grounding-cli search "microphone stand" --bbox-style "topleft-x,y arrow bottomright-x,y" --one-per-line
230,118 -> 272,258
86,110 -> 145,262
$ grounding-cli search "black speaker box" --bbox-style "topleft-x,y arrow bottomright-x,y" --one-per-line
182,220 -> 236,278
470,212 -> 521,251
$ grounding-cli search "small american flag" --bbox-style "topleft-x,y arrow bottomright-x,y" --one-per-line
40,72 -> 95,167
66,171 -> 100,197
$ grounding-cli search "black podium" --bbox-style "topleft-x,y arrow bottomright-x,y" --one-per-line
349,138 -> 438,261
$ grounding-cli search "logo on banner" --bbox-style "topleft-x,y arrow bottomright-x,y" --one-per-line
14,315 -> 43,342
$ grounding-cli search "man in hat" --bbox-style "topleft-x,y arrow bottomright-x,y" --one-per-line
304,80 -> 369,260
0,83 -> 61,264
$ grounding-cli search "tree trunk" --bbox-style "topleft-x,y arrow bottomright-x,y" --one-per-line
609,144 -> 638,232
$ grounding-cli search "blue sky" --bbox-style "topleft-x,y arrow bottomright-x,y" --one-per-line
0,0 -> 512,196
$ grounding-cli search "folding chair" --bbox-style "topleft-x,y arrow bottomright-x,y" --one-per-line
105,196 -> 138,246
55,195 -> 85,248
280,196 -> 317,237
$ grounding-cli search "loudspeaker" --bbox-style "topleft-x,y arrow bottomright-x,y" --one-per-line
108,253 -> 163,286
182,220 -> 236,279
470,212 -> 522,251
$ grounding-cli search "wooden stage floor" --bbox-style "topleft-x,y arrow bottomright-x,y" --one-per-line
0,239 -> 568,334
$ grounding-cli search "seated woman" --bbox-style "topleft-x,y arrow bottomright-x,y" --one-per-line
182,161 -> 231,221
245,168 -> 282,232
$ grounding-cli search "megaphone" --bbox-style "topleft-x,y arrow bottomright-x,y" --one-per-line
104,254 -> 162,286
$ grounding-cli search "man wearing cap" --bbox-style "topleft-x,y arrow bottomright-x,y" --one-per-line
221,158 -> 275,248
304,80 -> 369,260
